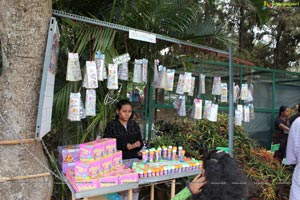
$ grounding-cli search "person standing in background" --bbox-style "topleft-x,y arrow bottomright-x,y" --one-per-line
286,116 -> 300,199
272,106 -> 290,161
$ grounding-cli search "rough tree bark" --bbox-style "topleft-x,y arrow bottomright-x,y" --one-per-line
0,0 -> 53,199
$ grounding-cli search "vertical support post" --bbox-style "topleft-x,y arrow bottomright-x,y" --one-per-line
147,84 -> 154,140
228,44 -> 234,156
171,179 -> 176,198
128,189 -> 133,200
150,184 -> 155,200
271,72 -> 276,147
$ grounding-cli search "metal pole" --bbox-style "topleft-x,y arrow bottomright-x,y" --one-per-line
228,43 -> 234,155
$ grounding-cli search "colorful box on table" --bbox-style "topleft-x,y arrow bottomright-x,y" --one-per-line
58,160 -> 75,174
79,142 -> 97,162
100,138 -> 117,155
118,172 -> 139,184
74,160 -> 99,180
66,169 -> 98,192
112,150 -> 122,167
100,155 -> 113,172
99,175 -> 119,187
58,144 -> 80,163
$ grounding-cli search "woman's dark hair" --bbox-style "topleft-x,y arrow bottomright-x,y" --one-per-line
115,99 -> 132,118
278,106 -> 288,116
196,150 -> 248,200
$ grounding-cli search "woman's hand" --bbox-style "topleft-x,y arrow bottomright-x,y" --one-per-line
134,141 -> 141,148
188,170 -> 206,195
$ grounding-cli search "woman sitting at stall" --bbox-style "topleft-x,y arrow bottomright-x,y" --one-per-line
172,150 -> 248,200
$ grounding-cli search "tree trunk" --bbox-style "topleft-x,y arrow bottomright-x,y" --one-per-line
0,0 -> 53,199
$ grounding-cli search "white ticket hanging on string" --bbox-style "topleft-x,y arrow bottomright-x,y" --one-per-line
244,105 -> 250,122
166,69 -> 175,91
95,51 -> 105,81
107,63 -> 118,89
66,52 -> 82,81
85,89 -> 96,116
133,59 -> 143,83
203,100 -> 212,119
237,104 -> 244,121
188,77 -> 195,96
200,74 -> 206,94
221,83 -> 228,102
152,59 -> 160,88
118,62 -> 129,81
68,92 -> 81,121
113,53 -> 130,65
212,76 -> 222,95
176,74 -> 185,94
235,109 -> 242,126
240,83 -> 248,100
208,103 -> 218,122
191,98 -> 202,120
86,61 -> 98,88
183,72 -> 192,93
142,58 -> 148,83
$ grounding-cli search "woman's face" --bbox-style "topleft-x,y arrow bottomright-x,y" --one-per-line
117,104 -> 132,122
281,108 -> 290,118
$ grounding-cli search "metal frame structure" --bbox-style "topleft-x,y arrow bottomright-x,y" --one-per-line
52,10 -> 235,155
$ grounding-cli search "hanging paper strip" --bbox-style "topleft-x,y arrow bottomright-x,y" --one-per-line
244,105 -> 250,122
177,95 -> 186,116
183,72 -> 192,93
152,59 -> 160,88
118,62 -> 129,81
113,53 -> 130,65
212,76 -> 222,95
159,67 -> 168,90
208,103 -> 218,122
237,104 -> 244,121
246,83 -> 254,102
68,92 -> 81,121
221,83 -> 228,103
240,83 -> 248,100
133,59 -> 143,83
235,109 -> 242,126
200,74 -> 206,94
191,98 -> 202,119
249,104 -> 255,120
79,97 -> 86,119
66,53 -> 82,81
188,77 -> 195,96
176,74 -> 185,94
203,100 -> 212,119
95,51 -> 105,81
142,58 -> 148,83
85,89 -> 96,116
85,61 -> 98,89
107,63 -> 118,90
166,69 -> 175,91
234,84 -> 240,103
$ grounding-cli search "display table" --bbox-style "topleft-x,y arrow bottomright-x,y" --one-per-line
64,169 -> 201,200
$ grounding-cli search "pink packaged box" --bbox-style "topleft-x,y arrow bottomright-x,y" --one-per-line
100,138 -> 116,154
99,175 -> 119,187
66,170 -> 99,192
79,142 -> 95,162
58,144 -> 80,163
100,155 -> 113,172
58,160 -> 75,174
93,140 -> 106,159
118,172 -> 139,184
74,160 -> 99,180
112,151 -> 122,167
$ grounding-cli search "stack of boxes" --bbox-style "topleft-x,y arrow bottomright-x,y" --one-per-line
58,138 -> 138,192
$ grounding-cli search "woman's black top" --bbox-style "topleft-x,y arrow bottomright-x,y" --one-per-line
104,119 -> 143,159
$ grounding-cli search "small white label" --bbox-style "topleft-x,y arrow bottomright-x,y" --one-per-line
129,29 -> 156,43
